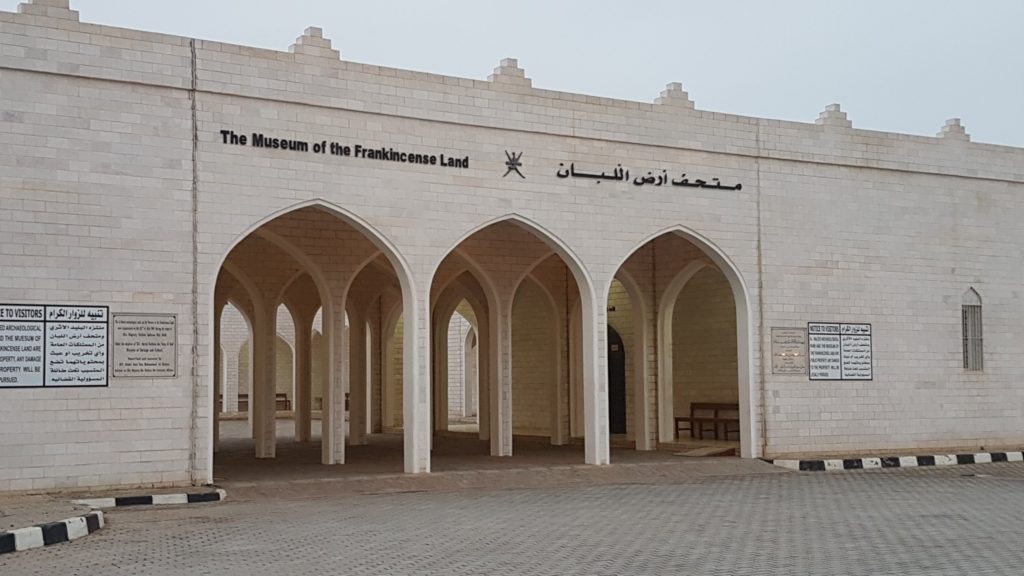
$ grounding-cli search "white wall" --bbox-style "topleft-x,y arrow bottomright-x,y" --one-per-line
0,1 -> 1022,489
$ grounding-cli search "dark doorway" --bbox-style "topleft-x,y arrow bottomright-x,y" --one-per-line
607,326 -> 627,434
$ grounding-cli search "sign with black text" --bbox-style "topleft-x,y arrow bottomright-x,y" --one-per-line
112,314 -> 177,378
771,328 -> 808,375
0,304 -> 108,388
808,323 -> 872,381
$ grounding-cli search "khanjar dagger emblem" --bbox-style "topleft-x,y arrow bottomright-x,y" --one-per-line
503,150 -> 525,178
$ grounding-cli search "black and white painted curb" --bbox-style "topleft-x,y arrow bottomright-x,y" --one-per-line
73,488 -> 227,509
0,511 -> 104,555
767,450 -> 1024,472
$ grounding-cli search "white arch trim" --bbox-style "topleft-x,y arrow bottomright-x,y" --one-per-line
608,225 -> 757,458
429,214 -> 605,464
632,227 -> 757,458
209,199 -> 425,473
432,267 -> 494,444
432,277 -> 489,431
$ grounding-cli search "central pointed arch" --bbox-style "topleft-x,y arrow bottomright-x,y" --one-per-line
429,213 -> 608,466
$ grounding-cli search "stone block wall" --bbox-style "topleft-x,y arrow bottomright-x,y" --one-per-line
1,0 -> 1023,489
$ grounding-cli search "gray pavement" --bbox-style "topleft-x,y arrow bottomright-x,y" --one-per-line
4,462 -> 1024,575
0,494 -> 91,532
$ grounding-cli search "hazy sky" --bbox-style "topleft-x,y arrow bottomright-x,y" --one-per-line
5,1 -> 1022,147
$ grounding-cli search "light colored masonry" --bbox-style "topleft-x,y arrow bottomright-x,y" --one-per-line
0,0 -> 1022,492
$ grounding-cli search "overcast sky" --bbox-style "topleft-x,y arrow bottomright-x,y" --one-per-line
5,1 -> 1022,147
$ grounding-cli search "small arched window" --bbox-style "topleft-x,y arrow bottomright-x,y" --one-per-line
961,288 -> 983,371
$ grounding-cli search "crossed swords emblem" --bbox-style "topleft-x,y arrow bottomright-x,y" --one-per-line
503,150 -> 525,179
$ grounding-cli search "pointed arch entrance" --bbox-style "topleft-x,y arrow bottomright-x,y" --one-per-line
606,227 -> 757,458
208,201 -> 425,481
428,215 -> 607,464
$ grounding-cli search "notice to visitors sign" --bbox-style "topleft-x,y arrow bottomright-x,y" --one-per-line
808,322 -> 872,381
0,304 -> 109,387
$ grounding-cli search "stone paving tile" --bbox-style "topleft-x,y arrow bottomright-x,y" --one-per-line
225,457 -> 785,501
215,420 -> 750,498
4,462 -> 1024,575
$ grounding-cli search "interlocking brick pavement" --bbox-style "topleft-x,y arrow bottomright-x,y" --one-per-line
4,461 -> 1024,575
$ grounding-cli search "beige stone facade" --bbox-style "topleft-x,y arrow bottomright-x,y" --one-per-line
1,0 -> 1022,492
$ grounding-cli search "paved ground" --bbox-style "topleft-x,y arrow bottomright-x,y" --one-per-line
215,419 -> 738,488
0,494 -> 90,532
4,460 -> 1024,575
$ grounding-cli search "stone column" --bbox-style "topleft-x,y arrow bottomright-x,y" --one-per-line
551,305 -> 569,446
432,315 -> 449,433
491,298 -> 513,456
322,299 -> 347,465
348,311 -> 368,445
253,304 -> 277,459
294,312 -> 313,443
404,292 -> 431,473
368,302 -> 383,433
477,313 -> 490,442
581,295 -> 610,465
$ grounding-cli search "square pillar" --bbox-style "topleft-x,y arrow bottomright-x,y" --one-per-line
322,300 -> 346,465
253,304 -> 277,459
294,313 -> 313,443
348,312 -> 368,445
491,298 -> 513,457
581,295 -> 610,465
404,292 -> 431,472
432,316 -> 449,434
477,313 -> 490,442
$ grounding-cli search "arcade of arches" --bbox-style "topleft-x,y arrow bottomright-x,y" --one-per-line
213,206 -> 749,478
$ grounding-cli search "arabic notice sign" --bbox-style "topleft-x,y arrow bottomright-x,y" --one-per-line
0,304 -> 109,388
112,314 -> 177,378
808,323 -> 872,381
771,328 -> 807,375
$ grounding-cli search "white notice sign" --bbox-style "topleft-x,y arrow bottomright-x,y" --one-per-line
840,324 -> 872,380
808,322 -> 872,381
0,305 -> 46,387
112,314 -> 177,378
771,328 -> 808,375
0,304 -> 108,387
45,306 -> 108,387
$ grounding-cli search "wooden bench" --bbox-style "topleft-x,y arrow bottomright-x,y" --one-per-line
675,402 -> 739,441
219,393 -> 291,412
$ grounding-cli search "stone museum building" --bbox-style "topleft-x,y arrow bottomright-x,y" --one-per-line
1,0 -> 1022,492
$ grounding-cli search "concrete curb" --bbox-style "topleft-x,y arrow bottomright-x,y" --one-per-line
73,488 -> 227,509
0,511 -> 104,555
766,450 -> 1024,472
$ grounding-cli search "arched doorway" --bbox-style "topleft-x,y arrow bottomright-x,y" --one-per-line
208,202 -> 423,481
428,215 -> 605,463
607,326 -> 627,435
606,228 -> 756,457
